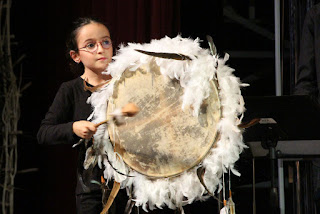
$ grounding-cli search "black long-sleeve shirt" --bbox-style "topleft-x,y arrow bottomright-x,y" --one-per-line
37,77 -> 91,144
37,77 -> 102,195
295,3 -> 320,104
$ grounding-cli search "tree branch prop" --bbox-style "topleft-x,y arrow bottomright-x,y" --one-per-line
0,1 -> 29,213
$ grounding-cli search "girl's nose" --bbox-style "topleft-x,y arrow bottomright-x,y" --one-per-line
96,42 -> 104,53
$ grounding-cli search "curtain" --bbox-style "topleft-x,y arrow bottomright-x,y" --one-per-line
74,0 -> 181,46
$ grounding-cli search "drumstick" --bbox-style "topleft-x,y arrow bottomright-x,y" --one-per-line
120,102 -> 140,117
94,103 -> 140,128
72,103 -> 140,148
94,120 -> 109,127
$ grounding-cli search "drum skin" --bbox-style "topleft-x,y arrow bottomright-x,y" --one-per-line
107,63 -> 221,178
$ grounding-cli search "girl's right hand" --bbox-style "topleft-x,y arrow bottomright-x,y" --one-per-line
72,121 -> 97,139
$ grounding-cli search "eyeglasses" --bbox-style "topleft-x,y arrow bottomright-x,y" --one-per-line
78,37 -> 112,53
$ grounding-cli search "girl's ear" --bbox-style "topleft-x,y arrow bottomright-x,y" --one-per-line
70,50 -> 81,64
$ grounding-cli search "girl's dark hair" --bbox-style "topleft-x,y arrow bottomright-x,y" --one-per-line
66,17 -> 109,76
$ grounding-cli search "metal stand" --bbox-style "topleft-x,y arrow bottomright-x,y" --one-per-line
296,161 -> 301,214
278,159 -> 285,214
261,124 -> 280,214
253,158 -> 256,214
243,95 -> 320,214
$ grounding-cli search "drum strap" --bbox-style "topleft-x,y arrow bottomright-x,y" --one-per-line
83,79 -> 111,93
100,181 -> 120,214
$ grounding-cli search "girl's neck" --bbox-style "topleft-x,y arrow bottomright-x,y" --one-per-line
81,69 -> 111,86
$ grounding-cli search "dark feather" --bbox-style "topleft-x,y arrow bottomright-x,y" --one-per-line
135,49 -> 192,61
197,167 -> 222,203
206,35 -> 217,56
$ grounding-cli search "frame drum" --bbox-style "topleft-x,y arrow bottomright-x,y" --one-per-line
107,62 -> 221,178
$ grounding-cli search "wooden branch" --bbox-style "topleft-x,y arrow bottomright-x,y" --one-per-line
12,54 -> 26,68
17,168 -> 39,174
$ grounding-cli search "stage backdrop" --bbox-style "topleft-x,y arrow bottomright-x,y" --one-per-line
13,0 -> 183,214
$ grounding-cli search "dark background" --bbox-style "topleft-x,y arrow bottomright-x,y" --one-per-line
3,0 -> 319,213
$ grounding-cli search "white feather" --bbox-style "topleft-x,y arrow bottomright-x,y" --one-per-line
220,206 -> 229,214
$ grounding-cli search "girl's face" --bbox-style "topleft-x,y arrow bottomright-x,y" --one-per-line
70,22 -> 113,74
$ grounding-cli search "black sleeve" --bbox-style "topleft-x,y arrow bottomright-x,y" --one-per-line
295,8 -> 318,97
37,83 -> 77,145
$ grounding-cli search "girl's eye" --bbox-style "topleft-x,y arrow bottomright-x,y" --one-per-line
101,39 -> 112,49
86,43 -> 96,49
103,40 -> 111,45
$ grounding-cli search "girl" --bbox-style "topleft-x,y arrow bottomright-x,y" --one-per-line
37,17 -> 113,214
